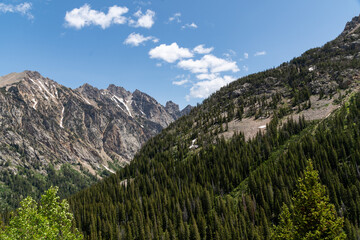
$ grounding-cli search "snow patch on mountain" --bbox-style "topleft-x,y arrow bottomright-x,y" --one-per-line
112,95 -> 132,117
32,98 -> 38,110
37,79 -> 55,99
59,106 -> 65,128
103,164 -> 115,174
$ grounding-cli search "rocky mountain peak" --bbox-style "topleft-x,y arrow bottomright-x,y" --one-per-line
24,70 -> 42,79
164,101 -> 194,119
76,83 -> 101,100
107,84 -> 131,98
340,14 -> 360,37
0,70 -> 53,87
132,89 -> 151,98
78,83 -> 96,91
0,71 -> 28,87
165,101 -> 179,110
165,101 -> 180,118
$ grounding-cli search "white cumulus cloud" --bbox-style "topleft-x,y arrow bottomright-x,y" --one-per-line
129,9 -> 155,28
244,52 -> 249,59
65,4 -> 128,29
168,12 -> 181,23
149,44 -> 240,101
178,54 -> 239,74
124,32 -> 158,46
193,44 -> 214,54
196,73 -> 218,80
149,43 -> 193,63
187,75 -> 235,99
0,2 -> 33,19
254,51 -> 266,56
172,79 -> 189,86
182,22 -> 197,29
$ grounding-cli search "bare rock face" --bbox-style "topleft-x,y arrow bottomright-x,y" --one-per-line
165,101 -> 180,119
0,71 -> 189,177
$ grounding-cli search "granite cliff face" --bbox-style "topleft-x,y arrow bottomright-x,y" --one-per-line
0,71 -> 188,177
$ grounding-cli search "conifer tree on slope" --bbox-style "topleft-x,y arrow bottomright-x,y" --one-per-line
272,160 -> 346,239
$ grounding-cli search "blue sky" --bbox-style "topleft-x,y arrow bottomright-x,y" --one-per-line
0,0 -> 359,108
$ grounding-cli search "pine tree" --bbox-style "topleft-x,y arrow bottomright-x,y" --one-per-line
272,204 -> 294,239
272,160 -> 347,239
190,217 -> 201,240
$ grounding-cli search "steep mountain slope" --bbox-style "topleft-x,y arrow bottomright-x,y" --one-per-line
68,15 -> 360,239
0,71 -> 188,208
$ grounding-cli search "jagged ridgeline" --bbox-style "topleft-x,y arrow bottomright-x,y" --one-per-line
0,71 -> 191,209
67,16 -> 360,239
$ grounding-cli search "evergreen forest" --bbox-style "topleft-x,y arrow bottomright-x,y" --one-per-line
66,92 -> 360,239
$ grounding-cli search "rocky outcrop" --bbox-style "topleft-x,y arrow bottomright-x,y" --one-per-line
340,15 -> 360,37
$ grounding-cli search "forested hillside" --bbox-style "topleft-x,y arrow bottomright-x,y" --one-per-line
66,16 -> 360,239
69,90 -> 360,240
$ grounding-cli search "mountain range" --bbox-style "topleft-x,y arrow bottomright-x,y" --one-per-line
0,70 -> 191,207
2,12 -> 360,240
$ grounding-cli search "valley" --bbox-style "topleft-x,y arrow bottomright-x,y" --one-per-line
1,4 -> 360,240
